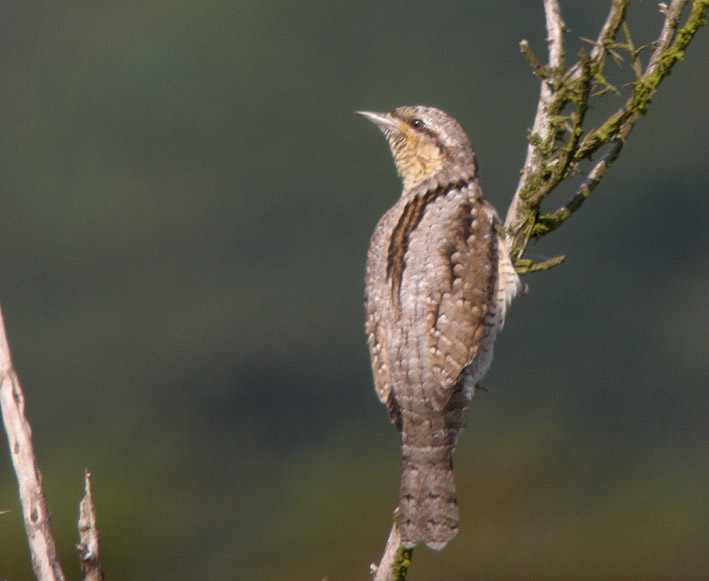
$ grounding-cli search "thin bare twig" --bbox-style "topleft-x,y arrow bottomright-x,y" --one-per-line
568,0 -> 630,79
77,471 -> 105,581
0,306 -> 67,581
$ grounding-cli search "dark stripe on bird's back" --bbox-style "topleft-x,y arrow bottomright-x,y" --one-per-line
386,178 -> 471,303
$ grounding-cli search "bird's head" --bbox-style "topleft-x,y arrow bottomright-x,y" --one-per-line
357,105 -> 477,192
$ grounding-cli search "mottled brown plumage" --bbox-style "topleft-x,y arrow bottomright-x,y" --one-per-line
359,106 -> 521,550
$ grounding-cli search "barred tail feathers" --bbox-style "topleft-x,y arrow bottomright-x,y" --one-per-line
398,445 -> 458,550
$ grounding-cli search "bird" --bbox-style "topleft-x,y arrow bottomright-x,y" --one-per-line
358,105 -> 521,550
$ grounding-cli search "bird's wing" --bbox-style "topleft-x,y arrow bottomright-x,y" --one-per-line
426,201 -> 499,410
365,298 -> 394,408
365,209 -> 397,408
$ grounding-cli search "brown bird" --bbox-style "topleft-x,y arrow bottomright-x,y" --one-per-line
359,106 -> 521,550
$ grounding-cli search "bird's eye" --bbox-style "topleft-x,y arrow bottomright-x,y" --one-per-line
410,118 -> 425,130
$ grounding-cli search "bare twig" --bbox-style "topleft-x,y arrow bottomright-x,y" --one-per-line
77,471 -> 105,581
0,306 -> 67,581
569,0 -> 630,78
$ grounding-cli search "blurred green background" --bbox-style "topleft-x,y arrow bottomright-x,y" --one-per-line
1,2 -> 707,579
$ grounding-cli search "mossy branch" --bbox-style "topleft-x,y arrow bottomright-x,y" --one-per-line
503,0 -> 708,273
371,521 -> 413,581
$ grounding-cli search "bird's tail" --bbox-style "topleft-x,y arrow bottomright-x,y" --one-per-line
398,445 -> 458,550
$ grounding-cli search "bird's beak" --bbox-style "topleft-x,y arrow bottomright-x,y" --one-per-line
356,110 -> 397,134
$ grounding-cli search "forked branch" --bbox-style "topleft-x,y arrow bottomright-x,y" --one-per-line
504,0 -> 708,274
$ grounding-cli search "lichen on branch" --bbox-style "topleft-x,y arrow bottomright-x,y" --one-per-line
503,0 -> 708,273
